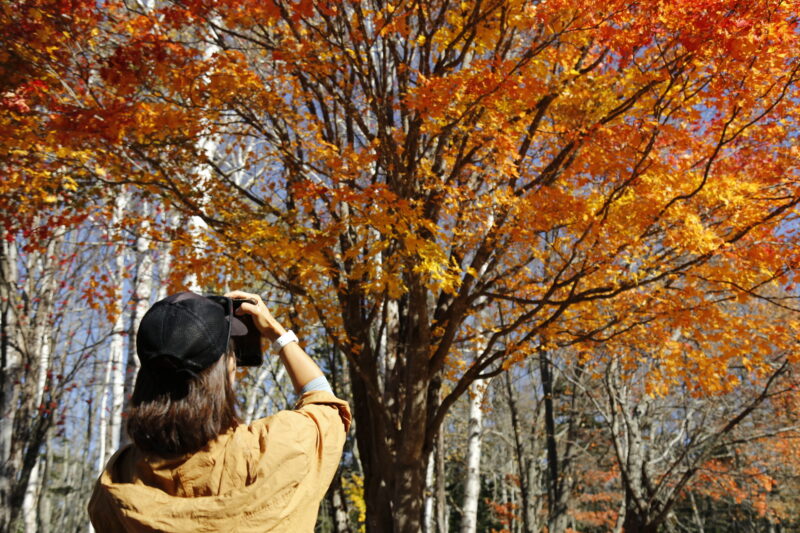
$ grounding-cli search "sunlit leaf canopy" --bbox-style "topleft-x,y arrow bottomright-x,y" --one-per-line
0,0 -> 105,239
10,0 -> 800,393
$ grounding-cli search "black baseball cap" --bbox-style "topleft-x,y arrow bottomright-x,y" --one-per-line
136,291 -> 262,373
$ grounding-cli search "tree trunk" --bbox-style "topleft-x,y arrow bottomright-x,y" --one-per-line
350,366 -> 395,533
350,358 -> 433,533
121,205 -> 155,446
435,429 -> 447,533
460,378 -> 490,533
505,372 -> 532,533
1,229 -> 60,531
22,325 -> 52,532
346,276 -> 436,533
108,284 -> 126,456
540,353 -> 577,533
22,457 -> 41,532
423,449 -> 435,533
614,493 -> 627,533
95,336 -> 114,475
329,472 -> 353,533
36,428 -> 53,533
0,233 -> 21,531
622,510 -> 660,533
185,122 -> 218,292
97,194 -> 128,466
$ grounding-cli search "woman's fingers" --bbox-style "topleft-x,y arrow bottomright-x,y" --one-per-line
225,291 -> 261,314
223,290 -> 285,340
225,290 -> 259,304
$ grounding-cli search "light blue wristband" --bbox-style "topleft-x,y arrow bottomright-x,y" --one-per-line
300,375 -> 332,394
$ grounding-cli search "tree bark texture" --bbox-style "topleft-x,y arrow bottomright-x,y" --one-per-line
539,353 -> 579,533
435,429 -> 447,533
460,378 -> 489,533
505,372 -> 532,533
330,472 -> 353,533
0,228 -> 62,531
343,274 -> 445,533
121,208 -> 155,446
423,448 -> 435,533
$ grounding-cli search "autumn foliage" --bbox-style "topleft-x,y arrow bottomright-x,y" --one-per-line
3,0 -> 800,531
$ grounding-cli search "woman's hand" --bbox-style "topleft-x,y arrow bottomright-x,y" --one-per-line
224,290 -> 287,342
226,290 -> 325,394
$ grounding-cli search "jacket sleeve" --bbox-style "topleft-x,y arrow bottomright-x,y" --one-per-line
293,389 -> 351,433
293,390 -> 351,499
251,390 -> 351,503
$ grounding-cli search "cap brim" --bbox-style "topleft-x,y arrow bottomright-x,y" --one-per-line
229,316 -> 249,336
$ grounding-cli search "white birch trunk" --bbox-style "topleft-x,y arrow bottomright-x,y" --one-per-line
0,237 -> 21,467
423,449 -> 435,533
108,292 -> 126,453
20,235 -> 59,533
21,329 -> 51,533
184,38 -> 220,292
96,195 -> 127,475
36,431 -> 53,532
243,363 -> 275,424
133,211 -> 154,324
109,194 -> 128,457
157,231 -> 172,301
0,237 -> 20,519
331,482 -> 351,533
376,297 -> 398,395
460,378 -> 491,533
95,342 -> 113,476
120,208 -> 154,447
250,364 -> 288,421
21,458 -> 42,533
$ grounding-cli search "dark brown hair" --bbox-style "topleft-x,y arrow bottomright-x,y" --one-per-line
126,343 -> 240,455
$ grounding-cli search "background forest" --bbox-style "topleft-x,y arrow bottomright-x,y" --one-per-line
2,0 -> 800,531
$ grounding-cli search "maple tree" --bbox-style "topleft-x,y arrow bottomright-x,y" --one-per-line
5,0 -> 800,530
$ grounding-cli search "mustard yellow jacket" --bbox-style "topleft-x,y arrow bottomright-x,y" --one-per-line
88,390 -> 351,532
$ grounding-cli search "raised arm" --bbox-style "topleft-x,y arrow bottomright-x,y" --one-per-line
225,290 -> 324,394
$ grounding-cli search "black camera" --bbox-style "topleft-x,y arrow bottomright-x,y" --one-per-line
231,298 -> 264,367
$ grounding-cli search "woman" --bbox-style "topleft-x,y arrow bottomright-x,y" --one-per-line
88,290 -> 351,532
